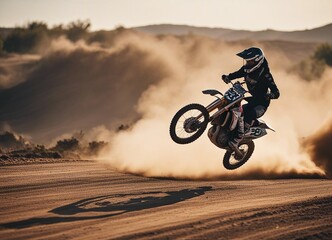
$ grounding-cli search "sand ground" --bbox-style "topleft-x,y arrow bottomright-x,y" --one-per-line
0,161 -> 331,239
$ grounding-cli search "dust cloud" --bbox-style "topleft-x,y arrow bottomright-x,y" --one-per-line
0,32 -> 172,142
0,54 -> 40,89
96,32 -> 331,179
1,29 -> 331,179
304,120 -> 332,178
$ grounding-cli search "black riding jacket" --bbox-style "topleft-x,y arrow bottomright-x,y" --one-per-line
228,59 -> 280,107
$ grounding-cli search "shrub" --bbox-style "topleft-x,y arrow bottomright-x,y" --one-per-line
87,141 -> 108,155
313,43 -> 332,66
34,144 -> 46,152
53,137 -> 80,152
3,21 -> 50,53
66,19 -> 91,42
294,58 -> 326,81
2,20 -> 92,53
0,36 -> 3,55
0,131 -> 28,150
117,124 -> 130,132
291,43 -> 332,81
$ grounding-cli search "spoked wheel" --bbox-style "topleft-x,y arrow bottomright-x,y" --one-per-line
169,103 -> 209,144
223,140 -> 255,170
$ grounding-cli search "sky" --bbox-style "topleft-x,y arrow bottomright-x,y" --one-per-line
0,0 -> 332,31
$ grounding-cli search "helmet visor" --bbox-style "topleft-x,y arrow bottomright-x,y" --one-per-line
246,59 -> 256,66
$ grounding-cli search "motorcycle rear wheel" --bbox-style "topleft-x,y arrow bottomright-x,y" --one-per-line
169,103 -> 209,144
223,140 -> 255,170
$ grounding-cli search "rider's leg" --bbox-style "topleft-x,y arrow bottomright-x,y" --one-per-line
228,104 -> 267,153
228,108 -> 244,152
228,115 -> 244,152
243,104 -> 267,130
242,103 -> 255,132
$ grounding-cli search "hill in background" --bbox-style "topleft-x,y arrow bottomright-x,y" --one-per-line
134,23 -> 332,43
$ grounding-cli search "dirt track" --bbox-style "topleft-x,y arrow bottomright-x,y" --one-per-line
0,161 -> 331,239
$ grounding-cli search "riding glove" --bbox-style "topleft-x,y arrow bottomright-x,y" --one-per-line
222,74 -> 230,84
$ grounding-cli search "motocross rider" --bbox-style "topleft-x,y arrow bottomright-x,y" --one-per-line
222,47 -> 280,151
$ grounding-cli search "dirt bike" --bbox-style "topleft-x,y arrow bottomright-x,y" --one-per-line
169,81 -> 275,170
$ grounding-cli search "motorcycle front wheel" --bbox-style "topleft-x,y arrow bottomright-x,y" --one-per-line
169,103 -> 209,144
223,140 -> 255,170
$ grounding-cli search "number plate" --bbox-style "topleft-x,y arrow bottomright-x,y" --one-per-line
245,127 -> 267,138
224,89 -> 241,102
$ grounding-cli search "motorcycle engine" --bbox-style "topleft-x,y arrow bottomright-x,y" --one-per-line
207,125 -> 229,149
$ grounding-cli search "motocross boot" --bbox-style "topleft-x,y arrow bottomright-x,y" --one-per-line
228,115 -> 245,157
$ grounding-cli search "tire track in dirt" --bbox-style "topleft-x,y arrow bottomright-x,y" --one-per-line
116,196 -> 332,240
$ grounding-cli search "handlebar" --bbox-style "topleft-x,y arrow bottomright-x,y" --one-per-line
230,81 -> 246,86
229,80 -> 248,94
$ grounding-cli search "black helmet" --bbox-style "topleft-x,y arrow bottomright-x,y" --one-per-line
236,47 -> 264,73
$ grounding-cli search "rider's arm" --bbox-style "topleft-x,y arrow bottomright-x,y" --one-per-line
265,72 -> 280,99
228,66 -> 245,81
